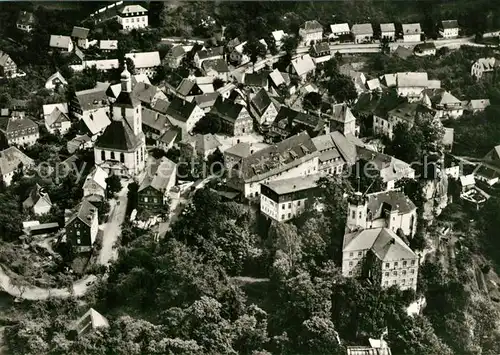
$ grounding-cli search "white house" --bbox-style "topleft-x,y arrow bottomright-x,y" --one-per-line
471,57 -> 498,80
351,23 -> 373,44
329,23 -> 350,39
165,97 -> 205,139
396,72 -> 434,101
260,175 -> 319,222
0,146 -> 34,186
288,54 -> 316,82
45,71 -> 68,90
49,35 -> 74,52
44,103 -> 71,135
125,51 -> 161,78
402,23 -> 422,43
71,26 -> 90,49
299,20 -> 323,46
117,4 -> 148,31
272,30 -> 287,48
380,23 -> 395,41
83,166 -> 108,201
440,20 -> 459,38
23,184 -> 52,216
414,42 -> 436,57
99,40 -> 118,52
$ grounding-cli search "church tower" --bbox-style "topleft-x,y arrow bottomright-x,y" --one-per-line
113,64 -> 142,136
347,192 -> 368,230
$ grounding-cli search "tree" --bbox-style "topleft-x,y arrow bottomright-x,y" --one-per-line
243,39 -> 267,72
105,175 -> 122,197
213,78 -> 224,90
327,73 -> 357,104
302,92 -> 322,113
192,113 -> 222,135
125,57 -> 136,75
281,35 -> 300,57
0,92 -> 12,108
380,37 -> 390,54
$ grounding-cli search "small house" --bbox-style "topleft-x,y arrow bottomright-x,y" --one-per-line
71,26 -> 90,49
49,35 -> 74,52
16,11 -> 35,33
83,166 -> 108,201
299,20 -> 323,46
211,97 -> 253,136
380,23 -> 396,41
402,23 -> 422,43
0,51 -> 17,78
351,23 -> 373,44
414,42 -> 436,57
138,157 -> 177,209
440,20 -> 459,38
64,199 -> 99,251
23,184 -> 52,216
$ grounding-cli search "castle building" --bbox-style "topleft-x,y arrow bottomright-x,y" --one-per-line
93,65 -> 146,177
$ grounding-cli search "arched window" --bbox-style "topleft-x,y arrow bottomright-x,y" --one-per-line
120,153 -> 125,163
111,151 -> 115,160
101,151 -> 105,161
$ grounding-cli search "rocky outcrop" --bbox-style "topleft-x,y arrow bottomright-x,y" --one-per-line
421,172 -> 449,223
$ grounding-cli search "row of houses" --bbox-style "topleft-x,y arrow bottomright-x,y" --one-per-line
299,19 -> 460,45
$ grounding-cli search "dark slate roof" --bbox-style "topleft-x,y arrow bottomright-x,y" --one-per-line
66,199 -> 97,228
132,82 -> 162,105
202,58 -> 230,73
95,119 -> 141,151
239,131 -> 318,182
17,11 -> 35,25
302,20 -> 323,32
367,190 -> 416,218
442,20 -> 458,29
313,42 -> 330,54
114,91 -> 140,108
169,45 -> 185,58
196,46 -> 224,60
211,97 -> 244,123
244,72 -> 269,87
176,79 -> 201,97
250,89 -> 272,115
71,26 -> 90,39
192,92 -> 220,109
165,97 -> 198,123
415,42 -> 436,51
151,99 -> 170,114
142,107 -> 172,132
75,88 -> 108,111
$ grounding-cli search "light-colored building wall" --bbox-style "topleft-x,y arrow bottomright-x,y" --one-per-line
403,34 -> 420,43
94,144 -> 146,176
380,258 -> 418,290
8,132 -> 39,147
118,15 -> 148,30
260,195 -> 308,222
33,199 -> 52,216
440,28 -> 459,38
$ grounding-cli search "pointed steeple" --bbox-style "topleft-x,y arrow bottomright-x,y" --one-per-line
121,63 -> 132,92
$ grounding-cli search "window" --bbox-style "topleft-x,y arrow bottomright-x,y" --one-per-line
349,252 -> 353,257
297,200 -> 301,206
411,260 -> 416,265
351,210 -> 355,219
77,238 -> 81,245
288,213 -> 291,218
144,197 -> 148,202
288,203 -> 291,209
281,215 -> 285,220
385,272 -> 389,277
401,279 -> 406,284
358,251 -> 362,256
410,269 -> 415,274
393,280 -> 397,285
282,204 -> 285,210
410,278 -> 414,283
393,271 -> 397,276
154,198 -> 158,203
359,211 -> 362,219
111,151 -> 115,160
385,263 -> 390,268
76,231 -> 80,236
394,261 -> 398,267
349,261 -> 353,266
384,281 -> 388,286
101,151 -> 105,161
402,270 -> 407,275
120,153 -> 125,163
403,260 -> 407,267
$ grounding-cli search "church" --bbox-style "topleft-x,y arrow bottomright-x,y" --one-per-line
94,65 -> 146,177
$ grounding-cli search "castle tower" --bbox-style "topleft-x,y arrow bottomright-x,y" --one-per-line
347,192 -> 368,230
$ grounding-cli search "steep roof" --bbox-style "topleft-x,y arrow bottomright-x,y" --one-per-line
23,183 -> 52,209
272,30 -> 286,43
74,308 -> 109,335
165,97 -> 198,123
380,23 -> 395,32
396,72 -> 428,87
45,71 -> 67,87
330,23 -> 350,34
84,166 -> 108,191
114,89 -> 141,108
139,157 -> 176,192
125,52 -> 160,68
313,42 -> 330,54
269,69 -> 291,87
322,103 -> 356,123
244,72 -> 269,87
168,45 -> 185,58
263,174 -> 320,195
422,88 -> 462,106
119,5 -> 148,15
81,108 -> 111,136
343,227 -> 417,261
45,107 -> 70,127
184,133 -> 221,154
290,54 -> 315,77
202,58 -> 229,73
151,99 -> 171,115
43,103 -> 68,117
366,78 -> 381,91
330,131 -> 357,165
393,46 -> 413,59
351,23 -> 373,35
0,115 -> 38,135
250,89 -> 272,115
49,35 -> 72,49
176,79 -> 201,97
17,11 -> 35,25
71,26 -> 90,39
402,23 -> 422,35
225,142 -> 270,158
95,119 -> 141,151
441,20 -> 459,29
75,87 -> 108,111
142,107 -> 172,132
469,99 -> 490,111
132,82 -> 163,105
189,92 -> 220,109
211,97 -> 245,123
239,131 -> 318,182
65,199 -> 97,228
0,51 -> 14,67
367,190 -> 416,220
302,20 -> 323,32
0,147 -> 33,175
196,46 -> 224,60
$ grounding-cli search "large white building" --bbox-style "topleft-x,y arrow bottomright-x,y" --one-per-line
94,65 -> 146,177
440,20 -> 459,38
299,20 -> 323,46
117,5 -> 148,31
260,175 -> 319,222
125,52 -> 160,78
402,23 -> 422,43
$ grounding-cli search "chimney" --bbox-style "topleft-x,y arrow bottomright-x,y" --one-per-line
390,238 -> 395,245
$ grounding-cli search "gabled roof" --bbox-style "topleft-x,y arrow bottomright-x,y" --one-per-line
65,199 -> 97,228
380,23 -> 395,32
118,5 -> 148,15
415,42 -> 436,51
196,46 -> 224,60
441,20 -> 458,29
142,107 -> 172,132
132,82 -> 164,105
330,131 -> 357,166
184,133 -> 221,155
367,190 -> 416,220
396,72 -> 428,87
84,166 -> 108,191
114,89 -> 140,108
125,52 -> 160,68
393,46 -> 413,59
139,157 -> 176,192
43,103 -> 68,117
45,107 -> 70,127
45,71 -> 68,87
165,97 -> 199,123
17,11 -> 35,25
0,115 -> 38,135
189,92 -> 220,109
176,79 -> 201,97
75,87 -> 108,111
0,51 -> 14,67
422,88 -> 462,106
82,108 -> 111,136
343,227 -> 417,261
158,127 -> 179,145
239,131 -> 318,182
301,20 -> 323,32
49,35 -> 72,49
224,142 -> 270,158
71,26 -> 90,39
366,78 -> 381,91
23,183 -> 52,209
269,69 -> 291,87
402,23 -> 422,35
244,72 -> 269,87
95,119 -> 140,151
290,54 -> 315,77
152,98 -> 171,115
443,127 -> 454,146
330,23 -> 350,34
351,23 -> 374,35
211,97 -> 245,123
168,45 -> 185,58
322,103 -> 356,124
313,42 -> 330,54
250,89 -> 272,115
74,308 -> 109,335
272,30 -> 286,43
202,58 -> 230,73
0,147 -> 33,175
468,99 -> 490,111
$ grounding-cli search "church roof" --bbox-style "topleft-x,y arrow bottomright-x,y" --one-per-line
114,90 -> 140,107
95,119 -> 141,151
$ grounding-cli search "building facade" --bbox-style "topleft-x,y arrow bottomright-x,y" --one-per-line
117,5 -> 148,30
65,199 -> 99,251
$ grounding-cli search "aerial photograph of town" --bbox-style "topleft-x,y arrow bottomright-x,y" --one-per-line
0,0 -> 500,353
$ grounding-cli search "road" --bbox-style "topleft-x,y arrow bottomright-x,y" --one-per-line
0,181 -> 129,300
